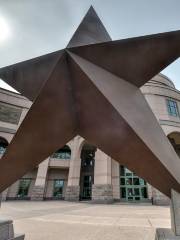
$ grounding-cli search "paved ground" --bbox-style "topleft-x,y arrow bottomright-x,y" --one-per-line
0,201 -> 171,240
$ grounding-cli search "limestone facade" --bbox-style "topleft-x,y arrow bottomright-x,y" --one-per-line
0,74 -> 180,205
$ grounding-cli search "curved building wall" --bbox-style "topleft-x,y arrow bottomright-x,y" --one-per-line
141,74 -> 180,204
141,74 -> 180,135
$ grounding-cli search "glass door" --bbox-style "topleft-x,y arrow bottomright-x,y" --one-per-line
82,175 -> 92,200
120,166 -> 148,201
53,179 -> 64,199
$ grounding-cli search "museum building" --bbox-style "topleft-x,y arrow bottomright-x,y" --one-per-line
0,74 -> 180,205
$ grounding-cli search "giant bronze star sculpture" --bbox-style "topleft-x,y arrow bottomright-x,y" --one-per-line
0,6 -> 180,197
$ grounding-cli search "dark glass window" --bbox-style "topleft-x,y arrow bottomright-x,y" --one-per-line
134,188 -> 140,195
82,175 -> 92,199
52,145 -> 71,159
120,178 -> 125,185
133,178 -> 140,185
121,187 -> 126,198
53,179 -> 64,198
127,188 -> 133,197
17,178 -> 31,198
167,99 -> 179,117
120,166 -> 148,201
141,187 -> 147,198
135,197 -> 140,200
81,148 -> 95,167
0,137 -> 8,155
126,178 -> 132,185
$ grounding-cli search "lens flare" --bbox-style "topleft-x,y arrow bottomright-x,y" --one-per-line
0,17 -> 10,42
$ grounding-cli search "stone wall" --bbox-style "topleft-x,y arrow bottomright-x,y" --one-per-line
65,186 -> 80,201
31,186 -> 45,201
152,188 -> 170,205
92,184 -> 113,203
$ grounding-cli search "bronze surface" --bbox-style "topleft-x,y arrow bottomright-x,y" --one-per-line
0,6 -> 180,197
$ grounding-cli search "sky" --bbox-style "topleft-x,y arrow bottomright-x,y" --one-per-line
0,0 -> 180,91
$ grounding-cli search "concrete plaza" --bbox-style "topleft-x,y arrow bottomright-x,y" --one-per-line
0,201 -> 171,240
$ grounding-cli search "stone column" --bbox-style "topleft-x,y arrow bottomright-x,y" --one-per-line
1,189 -> 8,201
31,158 -> 49,201
92,149 -> 113,203
111,159 -> 120,201
65,137 -> 82,201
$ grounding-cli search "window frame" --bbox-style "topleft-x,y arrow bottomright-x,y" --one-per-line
166,98 -> 179,117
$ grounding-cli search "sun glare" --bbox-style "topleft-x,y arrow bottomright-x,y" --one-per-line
0,16 -> 10,42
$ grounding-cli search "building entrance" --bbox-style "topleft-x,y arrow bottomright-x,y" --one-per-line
81,175 -> 92,199
120,166 -> 148,202
53,179 -> 64,199
80,143 -> 96,200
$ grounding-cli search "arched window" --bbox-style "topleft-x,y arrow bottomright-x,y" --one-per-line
52,145 -> 71,159
168,132 -> 180,157
0,137 -> 8,155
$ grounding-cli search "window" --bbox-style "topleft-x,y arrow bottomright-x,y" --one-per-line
17,178 -> 31,198
52,145 -> 71,159
120,166 -> 148,201
167,99 -> 179,117
0,137 -> 8,155
83,154 -> 94,166
81,144 -> 96,167
53,179 -> 64,198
